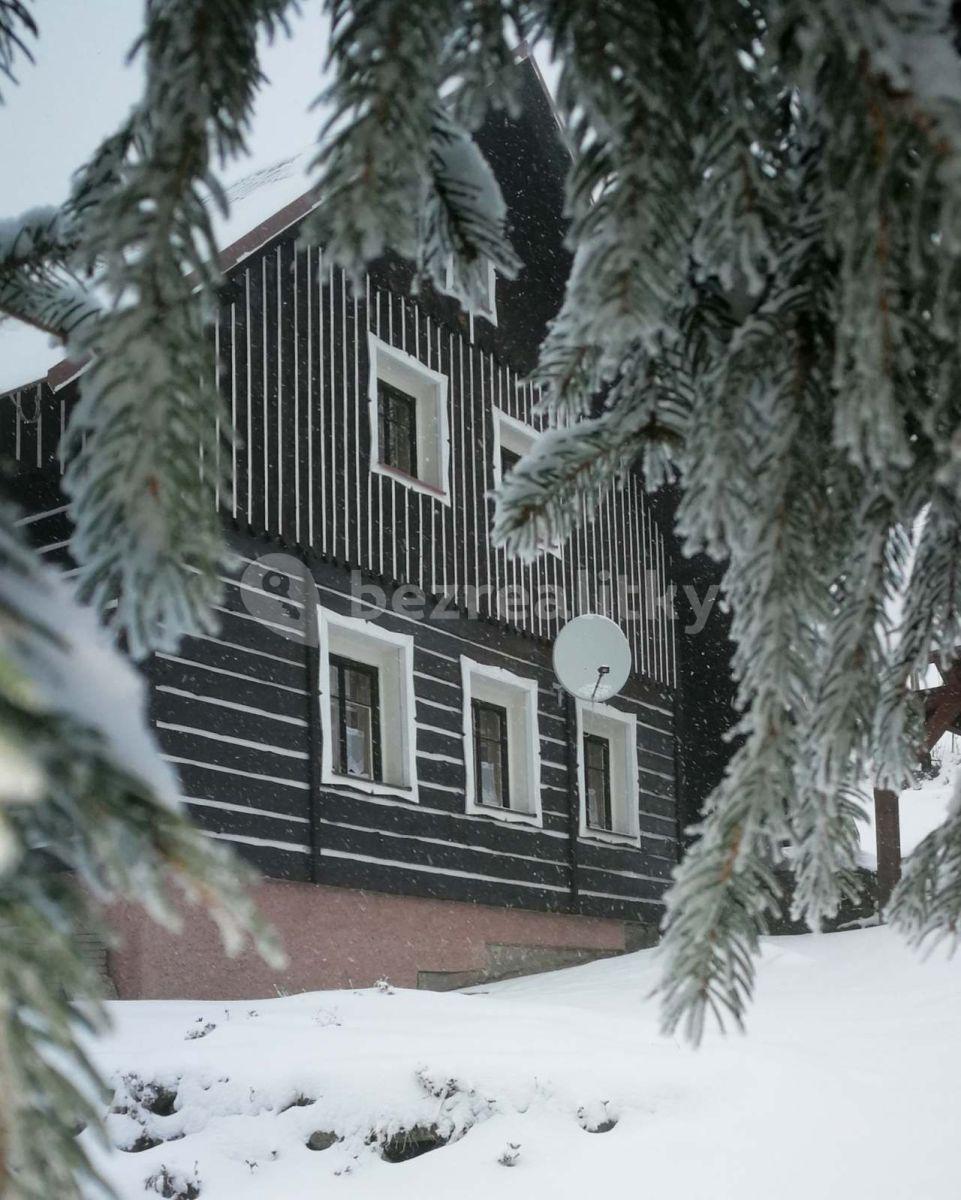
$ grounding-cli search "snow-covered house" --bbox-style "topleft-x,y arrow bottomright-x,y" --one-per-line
1,52 -> 720,997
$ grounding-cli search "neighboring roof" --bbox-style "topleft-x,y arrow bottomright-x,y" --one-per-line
0,151 -> 319,396
0,22 -> 562,397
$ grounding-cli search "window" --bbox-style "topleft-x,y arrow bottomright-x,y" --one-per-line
378,381 -> 418,477
443,257 -> 497,327
329,655 -> 381,781
492,408 -> 561,556
462,657 -> 541,825
576,700 -> 640,846
499,444 -> 522,481
472,699 -> 510,808
583,733 -> 612,831
318,605 -> 418,801
368,333 -> 450,502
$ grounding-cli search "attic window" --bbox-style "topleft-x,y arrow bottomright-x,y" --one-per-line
492,408 -> 561,557
368,333 -> 450,503
378,381 -> 418,477
444,258 -> 497,327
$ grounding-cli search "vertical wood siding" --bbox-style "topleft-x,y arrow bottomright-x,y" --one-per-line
0,234 -> 675,691
216,236 -> 675,688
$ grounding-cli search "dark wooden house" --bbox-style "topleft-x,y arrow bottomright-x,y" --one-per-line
1,54 -> 719,997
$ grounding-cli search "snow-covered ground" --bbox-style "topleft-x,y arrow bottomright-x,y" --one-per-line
86,924 -> 961,1199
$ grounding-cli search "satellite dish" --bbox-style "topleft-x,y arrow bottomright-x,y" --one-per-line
553,614 -> 632,702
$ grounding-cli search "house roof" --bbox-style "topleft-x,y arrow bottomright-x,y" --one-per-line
0,10 -> 563,398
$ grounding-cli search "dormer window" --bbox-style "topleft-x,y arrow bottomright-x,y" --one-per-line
367,333 -> 451,503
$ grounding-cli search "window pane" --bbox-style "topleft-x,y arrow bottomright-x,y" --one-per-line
330,695 -> 343,774
379,382 -> 418,476
477,706 -> 502,742
500,446 -> 521,478
345,701 -> 372,777
587,769 -> 608,828
344,666 -> 372,706
473,701 -> 508,808
478,740 -> 505,806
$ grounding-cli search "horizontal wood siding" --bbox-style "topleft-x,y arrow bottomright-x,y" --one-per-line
143,537 -> 676,922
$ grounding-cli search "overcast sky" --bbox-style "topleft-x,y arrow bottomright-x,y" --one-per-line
0,2 -> 559,215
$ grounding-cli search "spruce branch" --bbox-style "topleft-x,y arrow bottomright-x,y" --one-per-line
0,0 -> 35,97
62,0 -> 296,658
306,0 -> 519,309
0,510 -> 280,1198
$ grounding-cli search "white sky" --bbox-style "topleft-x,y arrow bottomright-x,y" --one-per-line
0,2 -> 560,393
0,0 -> 331,213
0,2 -> 559,213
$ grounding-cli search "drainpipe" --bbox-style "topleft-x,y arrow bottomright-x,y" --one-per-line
565,690 -> 579,910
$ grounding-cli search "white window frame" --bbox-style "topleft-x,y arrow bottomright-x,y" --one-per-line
461,656 -> 542,827
492,408 -> 562,558
575,699 -> 640,847
368,332 -> 451,504
318,605 -> 418,802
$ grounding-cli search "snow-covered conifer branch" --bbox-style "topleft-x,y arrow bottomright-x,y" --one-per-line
61,0 -> 295,658
0,510 -> 280,1197
0,206 -> 96,341
306,0 -> 520,311
0,0 -> 34,96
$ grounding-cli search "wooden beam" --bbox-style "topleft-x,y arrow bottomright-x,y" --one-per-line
875,787 -> 902,910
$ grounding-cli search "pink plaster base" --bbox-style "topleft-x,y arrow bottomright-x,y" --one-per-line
104,882 -> 627,999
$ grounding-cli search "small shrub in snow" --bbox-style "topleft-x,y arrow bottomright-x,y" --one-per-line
577,1101 -> 618,1133
498,1143 -> 521,1167
185,1021 -> 217,1041
380,1125 -> 448,1163
145,1164 -> 200,1200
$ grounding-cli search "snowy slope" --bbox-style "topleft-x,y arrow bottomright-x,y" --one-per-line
85,926 -> 961,1200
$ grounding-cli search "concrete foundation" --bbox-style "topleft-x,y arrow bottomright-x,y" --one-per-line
104,880 -> 634,999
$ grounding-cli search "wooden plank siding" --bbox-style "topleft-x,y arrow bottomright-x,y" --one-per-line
144,540 -> 678,923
